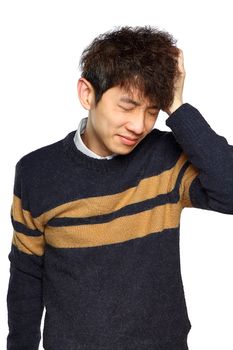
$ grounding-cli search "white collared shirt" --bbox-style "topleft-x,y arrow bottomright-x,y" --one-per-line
73,117 -> 117,160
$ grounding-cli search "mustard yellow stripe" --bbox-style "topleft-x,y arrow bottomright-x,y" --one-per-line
45,201 -> 182,248
12,195 -> 44,232
180,163 -> 199,208
37,152 -> 188,225
12,230 -> 45,256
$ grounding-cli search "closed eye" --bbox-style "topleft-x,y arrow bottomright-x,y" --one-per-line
118,105 -> 134,111
118,105 -> 159,116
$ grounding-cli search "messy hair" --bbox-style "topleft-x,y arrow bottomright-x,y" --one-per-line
79,25 -> 180,110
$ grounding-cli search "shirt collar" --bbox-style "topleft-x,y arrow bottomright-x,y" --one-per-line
73,117 -> 117,160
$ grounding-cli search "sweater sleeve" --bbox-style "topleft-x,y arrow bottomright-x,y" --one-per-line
166,103 -> 233,214
7,160 -> 45,350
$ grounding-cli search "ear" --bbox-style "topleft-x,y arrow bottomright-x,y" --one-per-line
77,78 -> 96,110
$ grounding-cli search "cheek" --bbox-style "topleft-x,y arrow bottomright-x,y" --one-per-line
144,120 -> 154,132
95,113 -> 116,138
147,115 -> 159,129
99,110 -> 122,131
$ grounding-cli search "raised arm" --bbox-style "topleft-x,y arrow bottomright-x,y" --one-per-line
164,49 -> 233,214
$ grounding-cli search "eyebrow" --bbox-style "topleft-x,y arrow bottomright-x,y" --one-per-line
119,97 -> 159,109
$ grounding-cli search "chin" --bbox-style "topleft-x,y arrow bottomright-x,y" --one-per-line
116,144 -> 139,155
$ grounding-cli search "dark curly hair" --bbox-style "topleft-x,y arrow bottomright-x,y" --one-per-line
79,25 -> 180,111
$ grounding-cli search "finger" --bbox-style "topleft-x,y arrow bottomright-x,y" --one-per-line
177,49 -> 185,75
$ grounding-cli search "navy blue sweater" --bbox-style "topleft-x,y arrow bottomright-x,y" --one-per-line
7,103 -> 233,349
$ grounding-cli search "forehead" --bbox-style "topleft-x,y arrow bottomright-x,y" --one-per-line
107,85 -> 157,108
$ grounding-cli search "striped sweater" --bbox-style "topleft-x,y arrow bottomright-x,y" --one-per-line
7,103 -> 233,350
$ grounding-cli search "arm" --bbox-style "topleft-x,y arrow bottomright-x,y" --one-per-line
165,49 -> 233,214
166,103 -> 233,213
7,160 -> 45,350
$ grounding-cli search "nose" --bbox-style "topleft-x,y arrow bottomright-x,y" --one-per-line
125,112 -> 146,136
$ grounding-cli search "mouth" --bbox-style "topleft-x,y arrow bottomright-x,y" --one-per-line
118,135 -> 139,146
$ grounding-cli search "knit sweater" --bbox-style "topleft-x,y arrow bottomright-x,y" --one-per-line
7,103 -> 233,350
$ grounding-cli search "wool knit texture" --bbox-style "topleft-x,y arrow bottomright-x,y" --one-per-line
7,103 -> 233,350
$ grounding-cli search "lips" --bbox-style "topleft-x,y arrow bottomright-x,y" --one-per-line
118,135 -> 139,146
121,136 -> 139,141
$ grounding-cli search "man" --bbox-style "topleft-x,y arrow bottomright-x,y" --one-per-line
7,25 -> 233,350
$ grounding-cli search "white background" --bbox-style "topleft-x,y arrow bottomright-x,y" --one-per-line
1,1 -> 233,349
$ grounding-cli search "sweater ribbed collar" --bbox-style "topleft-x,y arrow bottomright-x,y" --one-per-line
63,130 -> 131,174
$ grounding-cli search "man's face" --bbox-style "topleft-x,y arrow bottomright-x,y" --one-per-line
83,84 -> 160,157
